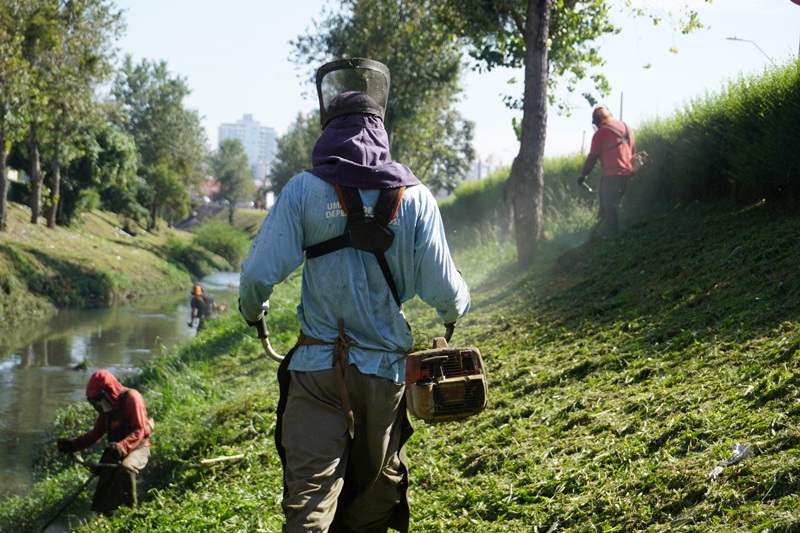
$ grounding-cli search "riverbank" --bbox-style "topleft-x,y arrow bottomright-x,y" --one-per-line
5,199 -> 800,532
0,202 -> 228,351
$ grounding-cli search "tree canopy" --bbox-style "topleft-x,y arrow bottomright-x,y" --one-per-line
113,56 -> 207,230
211,138 -> 255,224
269,110 -> 320,195
292,0 -> 475,193
444,0 -> 709,263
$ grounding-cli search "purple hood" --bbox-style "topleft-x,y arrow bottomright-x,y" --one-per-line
309,114 -> 421,189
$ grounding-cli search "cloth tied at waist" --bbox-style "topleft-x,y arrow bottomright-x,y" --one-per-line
296,319 -> 355,439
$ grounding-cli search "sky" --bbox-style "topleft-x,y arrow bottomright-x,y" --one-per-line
114,0 -> 800,167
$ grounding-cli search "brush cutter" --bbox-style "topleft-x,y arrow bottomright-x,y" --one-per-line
405,324 -> 488,423
255,317 -> 488,423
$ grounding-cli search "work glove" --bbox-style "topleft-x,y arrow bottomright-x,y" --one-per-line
445,322 -> 456,343
577,175 -> 587,187
253,314 -> 268,340
238,298 -> 266,330
102,443 -> 123,464
57,438 -> 73,454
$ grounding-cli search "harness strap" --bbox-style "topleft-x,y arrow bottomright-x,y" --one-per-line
600,122 -> 630,151
376,252 -> 401,307
304,185 -> 406,308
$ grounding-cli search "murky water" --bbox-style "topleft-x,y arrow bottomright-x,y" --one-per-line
0,272 -> 240,500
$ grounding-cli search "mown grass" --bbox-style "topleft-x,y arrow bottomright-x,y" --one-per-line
5,197 -> 800,533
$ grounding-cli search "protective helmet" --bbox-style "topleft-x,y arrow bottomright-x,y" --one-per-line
192,284 -> 203,296
316,58 -> 390,129
591,106 -> 612,127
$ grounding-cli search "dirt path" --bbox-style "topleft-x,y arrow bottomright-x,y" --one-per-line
175,203 -> 226,232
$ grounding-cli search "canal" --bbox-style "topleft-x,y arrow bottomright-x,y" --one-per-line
0,272 -> 240,499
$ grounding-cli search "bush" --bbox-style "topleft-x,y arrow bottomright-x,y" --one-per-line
192,221 -> 251,271
163,237 -> 225,278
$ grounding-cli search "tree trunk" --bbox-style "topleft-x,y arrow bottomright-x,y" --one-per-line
0,114 -> 8,232
149,201 -> 159,231
47,122 -> 62,229
46,162 -> 60,228
228,204 -> 235,225
29,120 -> 42,224
512,0 -> 551,264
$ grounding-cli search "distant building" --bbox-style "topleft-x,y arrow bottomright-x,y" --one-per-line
466,153 -> 506,182
218,114 -> 278,183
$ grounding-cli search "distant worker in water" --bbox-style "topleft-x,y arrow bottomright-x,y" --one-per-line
56,370 -> 153,515
188,284 -> 223,331
578,105 -> 637,236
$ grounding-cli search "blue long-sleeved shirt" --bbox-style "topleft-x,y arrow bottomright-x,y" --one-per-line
239,171 -> 470,384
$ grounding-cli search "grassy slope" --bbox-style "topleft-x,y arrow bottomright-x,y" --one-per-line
0,203 -> 225,346
5,200 -> 800,532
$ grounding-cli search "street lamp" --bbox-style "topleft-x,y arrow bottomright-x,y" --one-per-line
726,37 -> 775,64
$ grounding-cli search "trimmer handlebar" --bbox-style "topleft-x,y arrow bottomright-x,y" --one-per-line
256,315 -> 285,363
71,453 -> 119,474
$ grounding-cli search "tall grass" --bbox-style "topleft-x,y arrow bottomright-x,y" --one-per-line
629,57 -> 800,208
442,58 -> 800,249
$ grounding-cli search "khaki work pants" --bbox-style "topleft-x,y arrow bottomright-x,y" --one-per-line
280,366 -> 408,533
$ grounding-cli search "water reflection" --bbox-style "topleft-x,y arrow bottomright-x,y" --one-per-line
0,272 -> 240,499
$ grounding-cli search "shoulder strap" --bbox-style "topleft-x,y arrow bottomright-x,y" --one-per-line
600,122 -> 630,150
304,185 -> 406,307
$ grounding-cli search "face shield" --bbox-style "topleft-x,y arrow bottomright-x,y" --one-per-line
316,58 -> 390,129
88,389 -> 113,414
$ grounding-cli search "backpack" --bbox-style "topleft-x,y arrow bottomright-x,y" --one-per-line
304,185 -> 406,307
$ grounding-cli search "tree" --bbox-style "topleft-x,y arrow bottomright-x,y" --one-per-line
395,107 -> 475,196
211,138 -> 255,224
446,0 -> 709,263
293,0 -> 475,192
0,0 -> 37,231
61,121 -> 139,227
269,110 -> 320,195
18,0 -> 62,226
113,56 -> 207,230
41,0 -> 123,229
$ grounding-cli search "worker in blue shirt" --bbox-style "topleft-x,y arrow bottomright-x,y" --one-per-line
239,58 -> 469,533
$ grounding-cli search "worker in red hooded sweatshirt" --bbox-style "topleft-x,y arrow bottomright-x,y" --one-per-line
57,370 -> 152,514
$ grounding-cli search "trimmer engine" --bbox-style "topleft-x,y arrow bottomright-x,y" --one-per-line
405,337 -> 488,423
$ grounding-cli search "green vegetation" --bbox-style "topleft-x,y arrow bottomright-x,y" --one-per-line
191,221 -> 252,272
629,59 -> 800,206
3,49 -> 800,533
209,139 -> 256,225
0,203 -> 227,344
6,198 -> 800,532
